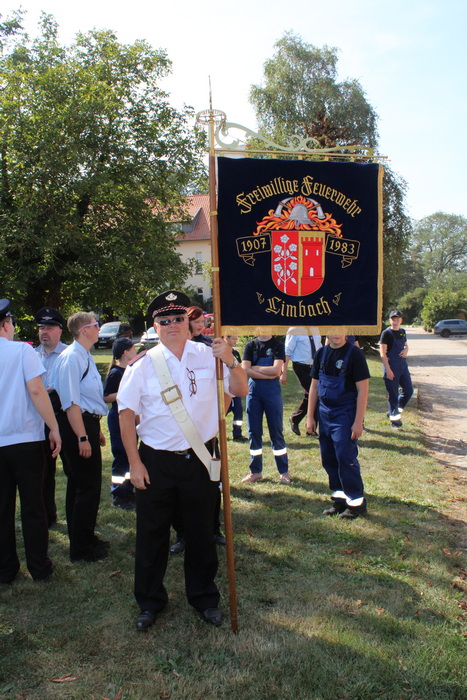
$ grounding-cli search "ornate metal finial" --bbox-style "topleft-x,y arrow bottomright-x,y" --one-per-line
195,110 -> 385,161
196,109 -> 226,127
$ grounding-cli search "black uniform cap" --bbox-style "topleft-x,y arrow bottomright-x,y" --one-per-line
389,309 -> 403,318
113,337 -> 136,359
0,298 -> 12,322
147,291 -> 191,318
34,307 -> 65,328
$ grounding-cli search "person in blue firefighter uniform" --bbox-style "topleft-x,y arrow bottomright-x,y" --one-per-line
34,306 -> 68,527
306,333 -> 370,519
224,335 -> 247,442
241,335 -> 291,484
103,337 -> 138,510
379,310 -> 413,428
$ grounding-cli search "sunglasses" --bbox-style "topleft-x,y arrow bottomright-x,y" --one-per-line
79,321 -> 99,332
157,316 -> 186,326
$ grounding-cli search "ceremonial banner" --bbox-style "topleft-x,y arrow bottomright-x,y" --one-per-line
217,157 -> 383,335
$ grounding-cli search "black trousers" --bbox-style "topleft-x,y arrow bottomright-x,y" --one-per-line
43,427 -> 69,527
58,412 -> 102,559
0,441 -> 52,582
291,362 -> 312,425
135,442 -> 220,613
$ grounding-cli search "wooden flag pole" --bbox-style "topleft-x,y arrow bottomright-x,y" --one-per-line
201,103 -> 239,633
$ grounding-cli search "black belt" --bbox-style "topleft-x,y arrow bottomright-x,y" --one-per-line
82,411 -> 103,421
172,438 -> 216,457
293,361 -> 312,368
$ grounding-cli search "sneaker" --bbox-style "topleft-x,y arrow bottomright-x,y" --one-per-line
338,505 -> 367,520
289,417 -> 300,436
322,502 -> 346,516
170,538 -> 186,554
279,472 -> 291,484
391,420 -> 403,428
112,496 -> 136,511
389,409 -> 401,421
242,472 -> 263,483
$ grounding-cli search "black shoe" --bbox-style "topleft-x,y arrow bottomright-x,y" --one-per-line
136,609 -> 156,631
112,496 -> 136,511
170,538 -> 186,554
214,533 -> 226,546
233,435 -> 248,443
201,608 -> 222,626
322,502 -> 346,516
289,417 -> 300,436
33,564 -> 54,582
391,420 -> 403,428
338,506 -> 367,520
70,546 -> 109,563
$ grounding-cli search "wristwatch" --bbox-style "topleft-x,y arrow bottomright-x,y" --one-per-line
226,357 -> 239,370
78,435 -> 89,442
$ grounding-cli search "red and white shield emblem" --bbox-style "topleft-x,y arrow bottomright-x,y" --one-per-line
271,230 -> 325,296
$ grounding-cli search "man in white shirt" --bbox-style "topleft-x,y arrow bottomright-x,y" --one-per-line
0,299 -> 61,583
118,290 -> 248,631
281,328 -> 322,435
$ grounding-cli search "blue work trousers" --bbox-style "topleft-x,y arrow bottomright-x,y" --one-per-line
246,379 -> 288,474
108,408 -> 133,498
318,402 -> 364,502
384,366 -> 413,415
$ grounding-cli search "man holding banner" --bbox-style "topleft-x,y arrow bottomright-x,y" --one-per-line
118,290 -> 248,631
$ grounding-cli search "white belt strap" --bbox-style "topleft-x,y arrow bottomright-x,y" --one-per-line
147,345 -> 220,481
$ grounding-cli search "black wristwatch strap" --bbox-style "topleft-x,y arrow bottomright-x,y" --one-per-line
78,435 -> 89,443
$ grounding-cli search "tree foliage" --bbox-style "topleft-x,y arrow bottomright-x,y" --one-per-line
250,32 -> 379,148
421,288 -> 467,330
249,32 -> 412,314
411,212 -> 467,283
0,12 -> 206,318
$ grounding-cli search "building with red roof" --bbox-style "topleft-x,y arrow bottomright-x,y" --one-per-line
175,194 -> 212,306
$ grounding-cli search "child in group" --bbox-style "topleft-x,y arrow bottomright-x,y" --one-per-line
242,334 -> 291,484
103,337 -> 138,510
224,335 -> 247,443
306,334 -> 370,519
379,310 -> 413,428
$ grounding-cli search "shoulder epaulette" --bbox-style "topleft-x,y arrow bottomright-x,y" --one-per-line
129,349 -> 147,365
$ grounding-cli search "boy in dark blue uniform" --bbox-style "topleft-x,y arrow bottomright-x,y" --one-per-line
242,335 -> 290,484
103,337 -> 138,510
306,334 -> 370,519
380,310 -> 413,427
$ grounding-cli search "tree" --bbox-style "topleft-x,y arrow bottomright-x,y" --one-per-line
249,32 -> 412,312
0,12 -> 206,319
411,212 -> 467,284
250,32 -> 379,149
396,287 -> 428,324
421,288 -> 467,330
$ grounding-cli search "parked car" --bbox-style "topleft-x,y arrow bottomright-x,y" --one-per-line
96,321 -> 121,348
140,327 -> 159,346
433,319 -> 467,337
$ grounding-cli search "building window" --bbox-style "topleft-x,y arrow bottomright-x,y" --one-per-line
195,252 -> 203,274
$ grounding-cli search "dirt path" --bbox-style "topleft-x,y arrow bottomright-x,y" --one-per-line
406,327 -> 467,549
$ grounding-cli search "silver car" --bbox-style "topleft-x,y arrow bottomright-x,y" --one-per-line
140,327 -> 159,345
433,319 -> 467,337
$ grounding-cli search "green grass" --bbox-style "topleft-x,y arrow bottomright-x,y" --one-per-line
1,352 -> 466,699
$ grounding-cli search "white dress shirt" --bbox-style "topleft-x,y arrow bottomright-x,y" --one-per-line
117,340 -> 232,451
